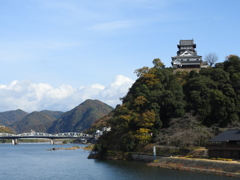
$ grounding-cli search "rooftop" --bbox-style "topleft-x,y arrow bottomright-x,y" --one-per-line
179,40 -> 195,46
209,129 -> 240,142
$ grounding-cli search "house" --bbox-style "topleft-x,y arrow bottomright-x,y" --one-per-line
171,39 -> 208,69
205,129 -> 240,159
102,127 -> 111,132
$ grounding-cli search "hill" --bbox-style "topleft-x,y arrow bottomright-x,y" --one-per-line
84,110 -> 114,134
10,111 -> 57,133
92,56 -> 240,156
48,99 -> 113,133
0,109 -> 28,126
0,126 -> 14,133
40,110 -> 64,119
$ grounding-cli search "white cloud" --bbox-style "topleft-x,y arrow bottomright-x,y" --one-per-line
0,75 -> 134,112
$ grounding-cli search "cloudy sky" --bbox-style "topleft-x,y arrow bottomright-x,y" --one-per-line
0,0 -> 240,112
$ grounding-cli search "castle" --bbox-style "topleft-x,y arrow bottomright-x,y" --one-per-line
171,40 -> 208,69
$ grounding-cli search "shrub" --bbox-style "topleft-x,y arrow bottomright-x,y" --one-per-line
210,157 -> 232,161
62,140 -> 68,144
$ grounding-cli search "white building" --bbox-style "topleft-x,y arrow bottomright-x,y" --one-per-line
102,127 -> 111,132
171,40 -> 208,69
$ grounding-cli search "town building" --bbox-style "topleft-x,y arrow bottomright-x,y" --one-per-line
205,129 -> 240,159
95,127 -> 111,139
171,39 -> 208,69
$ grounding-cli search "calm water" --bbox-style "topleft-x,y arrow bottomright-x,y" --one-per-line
0,143 -> 237,180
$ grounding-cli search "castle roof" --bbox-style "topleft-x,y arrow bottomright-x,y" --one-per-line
179,40 -> 195,45
171,50 -> 202,59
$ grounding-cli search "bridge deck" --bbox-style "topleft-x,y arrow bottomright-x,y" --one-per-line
0,136 -> 91,139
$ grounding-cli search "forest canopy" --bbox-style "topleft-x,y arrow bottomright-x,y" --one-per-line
92,55 -> 240,155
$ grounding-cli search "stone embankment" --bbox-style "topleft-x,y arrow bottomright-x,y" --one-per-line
88,150 -> 240,177
147,157 -> 240,178
131,154 -> 162,161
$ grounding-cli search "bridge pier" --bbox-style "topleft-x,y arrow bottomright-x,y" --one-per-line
50,139 -> 55,145
11,139 -> 18,145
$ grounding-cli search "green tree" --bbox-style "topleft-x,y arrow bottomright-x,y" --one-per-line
184,67 -> 239,126
152,58 -> 165,69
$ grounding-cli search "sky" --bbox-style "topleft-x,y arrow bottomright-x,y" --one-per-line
0,0 -> 240,112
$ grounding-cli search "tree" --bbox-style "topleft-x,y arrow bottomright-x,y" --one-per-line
152,58 -> 165,69
134,66 -> 150,77
184,67 -> 238,127
204,53 -> 218,67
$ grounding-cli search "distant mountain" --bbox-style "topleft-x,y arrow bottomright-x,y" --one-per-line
48,99 -> 113,133
0,109 -> 28,126
40,110 -> 64,119
10,111 -> 57,133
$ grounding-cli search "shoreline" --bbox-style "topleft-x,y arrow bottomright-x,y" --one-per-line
147,157 -> 240,178
88,152 -> 240,177
47,144 -> 94,151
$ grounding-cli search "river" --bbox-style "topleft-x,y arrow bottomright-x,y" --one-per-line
0,143 -> 237,180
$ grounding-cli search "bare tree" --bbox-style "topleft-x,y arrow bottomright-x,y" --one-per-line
204,53 -> 218,67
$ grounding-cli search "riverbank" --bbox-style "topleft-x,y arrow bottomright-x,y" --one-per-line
47,145 -> 82,151
147,157 -> 240,178
88,150 -> 240,177
47,144 -> 94,151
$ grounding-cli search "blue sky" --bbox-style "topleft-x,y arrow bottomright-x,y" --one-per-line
0,0 -> 240,112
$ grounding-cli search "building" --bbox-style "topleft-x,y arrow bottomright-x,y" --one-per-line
205,129 -> 240,159
95,127 -> 111,139
171,39 -> 207,69
102,127 -> 111,132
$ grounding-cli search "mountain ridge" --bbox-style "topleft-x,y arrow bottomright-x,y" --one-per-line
48,99 -> 113,133
1,100 -> 113,134
0,109 -> 28,126
10,111 -> 57,133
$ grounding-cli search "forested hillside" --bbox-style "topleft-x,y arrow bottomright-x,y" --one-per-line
10,111 -> 57,133
48,99 -> 113,133
40,110 -> 64,119
0,126 -> 14,133
0,100 -> 111,134
0,109 -> 28,126
93,55 -> 240,155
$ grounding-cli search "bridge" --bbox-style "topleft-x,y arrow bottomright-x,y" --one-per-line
0,132 -> 93,145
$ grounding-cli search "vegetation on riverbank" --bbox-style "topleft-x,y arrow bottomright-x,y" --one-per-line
47,145 -> 82,151
90,55 -> 240,159
47,144 -> 94,151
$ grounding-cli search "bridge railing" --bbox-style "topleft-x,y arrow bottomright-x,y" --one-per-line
0,132 -> 92,138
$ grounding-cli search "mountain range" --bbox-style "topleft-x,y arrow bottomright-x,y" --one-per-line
0,109 -> 29,126
48,99 -> 113,133
0,99 -> 113,134
10,111 -> 61,133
